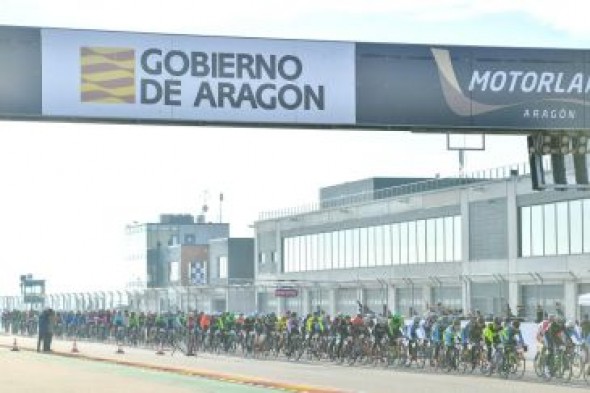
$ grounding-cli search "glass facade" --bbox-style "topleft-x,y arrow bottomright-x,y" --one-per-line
520,199 -> 590,257
520,284 -> 564,321
283,215 -> 461,273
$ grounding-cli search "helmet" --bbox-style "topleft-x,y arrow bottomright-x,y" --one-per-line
391,313 -> 403,323
566,320 -> 575,329
413,316 -> 420,324
512,319 -> 520,329
453,318 -> 461,326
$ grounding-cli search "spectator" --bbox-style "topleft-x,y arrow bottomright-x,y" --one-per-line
43,308 -> 55,352
556,302 -> 564,318
37,309 -> 48,352
536,304 -> 544,324
581,314 -> 590,340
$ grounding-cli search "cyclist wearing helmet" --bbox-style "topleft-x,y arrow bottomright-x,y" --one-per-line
373,317 -> 389,350
337,315 -> 352,357
286,312 -> 300,349
444,319 -> 461,348
388,313 -> 404,340
545,317 -> 565,357
500,319 -> 524,347
483,318 -> 502,362
406,316 -> 424,363
443,319 -> 461,369
564,320 -> 582,346
430,316 -> 446,364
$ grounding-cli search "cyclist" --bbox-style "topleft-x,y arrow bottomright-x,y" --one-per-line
431,316 -> 447,364
127,311 -> 139,345
337,315 -> 352,358
500,319 -> 525,361
277,313 -> 288,333
443,318 -> 461,368
545,316 -> 565,360
373,316 -> 389,352
388,313 -> 404,341
564,320 -> 583,345
422,312 -> 437,340
306,312 -> 325,341
286,312 -> 301,355
406,316 -> 424,363
462,315 -> 484,368
113,310 -> 125,343
483,318 -> 502,362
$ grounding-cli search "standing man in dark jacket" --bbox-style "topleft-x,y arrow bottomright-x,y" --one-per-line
44,309 -> 55,351
37,309 -> 48,352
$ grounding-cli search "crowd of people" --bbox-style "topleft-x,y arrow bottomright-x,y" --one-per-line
2,307 -> 590,380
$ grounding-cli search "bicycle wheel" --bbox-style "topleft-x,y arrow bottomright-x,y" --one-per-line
533,351 -> 543,377
570,353 -> 583,380
416,345 -> 426,369
584,362 -> 590,385
457,348 -> 470,374
500,355 -> 510,379
541,355 -> 554,382
559,352 -> 573,382
514,353 -> 526,379
487,351 -> 501,377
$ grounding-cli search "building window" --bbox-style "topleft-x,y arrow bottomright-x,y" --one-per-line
281,214 -> 462,272
519,198 -> 590,257
170,261 -> 180,282
417,220 -> 426,263
556,202 -> 569,255
408,221 -> 417,264
426,219 -> 436,263
521,206 -> 531,257
374,225 -> 385,266
219,256 -> 228,279
544,204 -> 557,255
359,227 -> 368,267
258,252 -> 266,264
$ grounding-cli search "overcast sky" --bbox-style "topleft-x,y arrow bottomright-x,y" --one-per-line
0,0 -> 588,295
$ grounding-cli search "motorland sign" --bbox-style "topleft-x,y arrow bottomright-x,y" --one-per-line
2,25 -> 590,132
355,44 -> 590,130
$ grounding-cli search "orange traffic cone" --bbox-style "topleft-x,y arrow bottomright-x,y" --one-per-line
11,338 -> 19,352
156,342 -> 165,355
115,342 -> 125,354
71,339 -> 79,354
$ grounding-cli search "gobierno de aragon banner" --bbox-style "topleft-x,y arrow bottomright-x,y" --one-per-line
40,28 -> 356,125
1,25 -> 590,131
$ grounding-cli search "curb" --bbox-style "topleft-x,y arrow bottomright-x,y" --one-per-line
1,342 -> 348,393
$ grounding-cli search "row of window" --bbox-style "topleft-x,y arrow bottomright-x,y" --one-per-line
520,199 -> 590,257
283,216 -> 462,273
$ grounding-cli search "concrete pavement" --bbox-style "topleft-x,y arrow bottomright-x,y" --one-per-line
1,335 -> 587,393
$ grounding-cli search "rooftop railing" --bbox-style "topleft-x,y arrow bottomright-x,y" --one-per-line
258,160 -> 541,221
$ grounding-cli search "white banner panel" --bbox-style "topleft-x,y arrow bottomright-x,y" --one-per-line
41,29 -> 356,125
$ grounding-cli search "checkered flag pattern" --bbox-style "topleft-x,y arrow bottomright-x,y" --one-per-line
190,261 -> 207,285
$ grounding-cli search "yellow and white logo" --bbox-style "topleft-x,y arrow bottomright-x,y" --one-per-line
80,47 -> 135,104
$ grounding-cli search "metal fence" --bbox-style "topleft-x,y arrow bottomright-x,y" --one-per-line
0,281 -> 257,314
258,160 -> 537,221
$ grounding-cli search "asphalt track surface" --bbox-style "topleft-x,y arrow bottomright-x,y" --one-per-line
1,335 -> 588,393
0,349 -> 277,393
